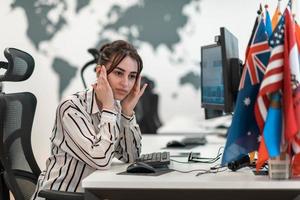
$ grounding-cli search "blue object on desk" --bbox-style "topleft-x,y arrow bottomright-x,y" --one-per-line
126,162 -> 156,173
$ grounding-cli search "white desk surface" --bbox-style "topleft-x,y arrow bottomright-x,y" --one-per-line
82,134 -> 300,190
157,115 -> 232,135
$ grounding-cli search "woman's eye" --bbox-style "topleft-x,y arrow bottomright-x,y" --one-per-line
114,71 -> 123,76
129,75 -> 137,80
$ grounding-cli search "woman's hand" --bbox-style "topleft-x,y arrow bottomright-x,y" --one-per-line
121,75 -> 147,116
92,65 -> 115,111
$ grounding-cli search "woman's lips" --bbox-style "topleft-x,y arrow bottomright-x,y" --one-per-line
116,89 -> 128,95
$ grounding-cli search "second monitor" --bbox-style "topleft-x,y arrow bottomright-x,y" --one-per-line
201,27 -> 242,119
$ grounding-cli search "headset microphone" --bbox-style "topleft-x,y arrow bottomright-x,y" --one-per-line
227,155 -> 250,171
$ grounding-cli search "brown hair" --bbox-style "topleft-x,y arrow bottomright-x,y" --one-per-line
97,40 -> 143,76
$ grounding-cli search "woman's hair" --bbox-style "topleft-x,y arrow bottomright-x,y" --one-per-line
97,40 -> 143,76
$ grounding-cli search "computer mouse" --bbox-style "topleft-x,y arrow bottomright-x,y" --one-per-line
166,140 -> 186,148
216,124 -> 229,129
126,162 -> 156,173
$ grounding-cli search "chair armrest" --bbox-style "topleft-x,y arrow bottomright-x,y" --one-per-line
38,189 -> 84,200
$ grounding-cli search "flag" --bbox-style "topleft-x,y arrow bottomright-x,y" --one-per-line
255,0 -> 300,169
283,1 -> 300,142
296,22 -> 300,51
272,0 -> 282,31
288,4 -> 300,156
262,93 -> 282,157
255,16 -> 285,169
293,22 -> 300,154
221,14 -> 270,166
292,86 -> 300,154
265,5 -> 273,37
244,11 -> 262,62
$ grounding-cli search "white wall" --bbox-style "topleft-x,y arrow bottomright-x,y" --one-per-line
0,0 -> 296,169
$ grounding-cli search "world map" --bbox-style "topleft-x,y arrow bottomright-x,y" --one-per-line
10,0 -> 201,99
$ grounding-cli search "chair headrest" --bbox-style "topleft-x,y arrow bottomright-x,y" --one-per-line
0,48 -> 35,82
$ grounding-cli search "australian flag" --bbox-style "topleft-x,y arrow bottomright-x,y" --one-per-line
221,14 -> 271,166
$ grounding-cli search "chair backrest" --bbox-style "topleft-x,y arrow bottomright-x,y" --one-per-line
0,48 -> 40,200
0,48 -> 34,82
135,76 -> 162,133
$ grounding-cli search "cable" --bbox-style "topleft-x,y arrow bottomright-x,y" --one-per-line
173,169 -> 208,174
170,147 -> 224,164
195,165 -> 227,176
188,146 -> 224,164
171,164 -> 227,175
170,159 -> 190,164
170,147 -> 226,175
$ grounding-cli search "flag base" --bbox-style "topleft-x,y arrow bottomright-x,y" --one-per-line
268,152 -> 290,180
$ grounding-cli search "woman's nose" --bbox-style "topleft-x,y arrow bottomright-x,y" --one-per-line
120,76 -> 129,87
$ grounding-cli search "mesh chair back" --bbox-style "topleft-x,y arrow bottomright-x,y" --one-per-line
0,92 -> 40,200
0,47 -> 84,200
0,48 -> 34,82
0,48 -> 39,200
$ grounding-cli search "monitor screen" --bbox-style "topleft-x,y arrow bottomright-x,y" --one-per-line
201,44 -> 224,110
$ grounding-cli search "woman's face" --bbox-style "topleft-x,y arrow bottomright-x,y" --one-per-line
107,56 -> 138,100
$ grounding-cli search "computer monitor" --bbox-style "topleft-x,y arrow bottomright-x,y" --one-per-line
201,27 -> 241,119
201,44 -> 224,110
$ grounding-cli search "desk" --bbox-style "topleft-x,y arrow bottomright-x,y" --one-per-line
157,115 -> 231,135
82,135 -> 300,200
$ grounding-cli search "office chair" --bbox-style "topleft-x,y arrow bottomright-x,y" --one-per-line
135,76 -> 162,133
0,48 -> 83,200
81,48 -> 99,88
0,162 -> 9,200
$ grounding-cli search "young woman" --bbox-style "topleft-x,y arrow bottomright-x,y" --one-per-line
32,40 -> 147,199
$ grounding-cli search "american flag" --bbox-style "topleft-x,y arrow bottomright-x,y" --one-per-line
254,16 -> 284,133
255,9 -> 284,170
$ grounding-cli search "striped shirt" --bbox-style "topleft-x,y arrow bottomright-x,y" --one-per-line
31,88 -> 142,200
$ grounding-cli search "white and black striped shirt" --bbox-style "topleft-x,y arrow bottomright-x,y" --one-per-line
32,88 -> 142,199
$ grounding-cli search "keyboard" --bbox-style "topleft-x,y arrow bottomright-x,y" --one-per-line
136,151 -> 170,168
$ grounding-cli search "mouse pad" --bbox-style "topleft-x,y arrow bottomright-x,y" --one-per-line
117,168 -> 174,176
